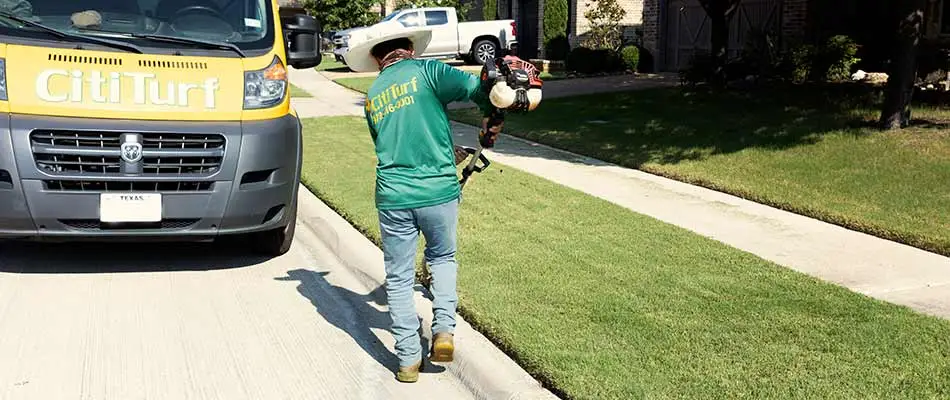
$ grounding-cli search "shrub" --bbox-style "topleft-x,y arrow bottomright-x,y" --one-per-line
813,35 -> 861,82
679,52 -> 716,86
678,52 -> 753,86
542,0 -> 569,60
740,27 -> 781,79
581,0 -> 626,51
620,45 -> 640,71
543,0 -> 569,42
777,44 -> 815,84
545,35 -> 571,61
483,0 -> 497,20
567,47 -> 595,73
773,36 -> 860,84
568,46 -> 623,74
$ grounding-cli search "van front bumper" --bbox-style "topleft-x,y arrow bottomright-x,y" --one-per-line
0,113 -> 302,242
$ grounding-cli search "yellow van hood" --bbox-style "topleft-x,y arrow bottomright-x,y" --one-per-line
3,44 -> 264,121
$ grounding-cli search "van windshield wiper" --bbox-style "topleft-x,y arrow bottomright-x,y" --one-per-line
128,33 -> 246,57
0,11 -> 143,53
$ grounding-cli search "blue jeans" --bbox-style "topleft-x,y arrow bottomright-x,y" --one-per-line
378,196 -> 460,367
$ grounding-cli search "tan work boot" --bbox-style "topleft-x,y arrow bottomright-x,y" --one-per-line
430,332 -> 455,362
396,360 -> 423,383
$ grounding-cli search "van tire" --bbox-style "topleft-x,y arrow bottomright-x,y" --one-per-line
252,203 -> 297,257
471,39 -> 498,65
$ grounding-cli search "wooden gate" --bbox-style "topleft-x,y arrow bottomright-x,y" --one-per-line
663,0 -> 783,71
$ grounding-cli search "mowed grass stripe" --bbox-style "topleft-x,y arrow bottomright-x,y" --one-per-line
300,116 -> 950,400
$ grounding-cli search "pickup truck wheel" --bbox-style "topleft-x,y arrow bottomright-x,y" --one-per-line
252,204 -> 297,257
472,40 -> 497,65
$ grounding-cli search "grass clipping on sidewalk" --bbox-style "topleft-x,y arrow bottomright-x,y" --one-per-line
300,116 -> 950,400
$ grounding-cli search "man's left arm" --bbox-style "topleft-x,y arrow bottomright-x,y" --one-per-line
423,60 -> 493,118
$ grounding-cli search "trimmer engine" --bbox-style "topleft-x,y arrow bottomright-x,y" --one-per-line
459,56 -> 544,189
480,56 -> 544,112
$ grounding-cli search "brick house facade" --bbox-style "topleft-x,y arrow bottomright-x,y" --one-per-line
577,0 -> 808,71
494,0 -> 810,71
640,0 -> 809,72
568,0 -> 645,47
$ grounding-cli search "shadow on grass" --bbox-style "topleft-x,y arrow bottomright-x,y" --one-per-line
448,83 -> 950,256
462,84 -> 883,169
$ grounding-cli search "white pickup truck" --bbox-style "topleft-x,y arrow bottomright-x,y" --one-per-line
332,7 -> 518,67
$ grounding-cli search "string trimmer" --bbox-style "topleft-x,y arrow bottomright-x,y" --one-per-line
457,56 -> 543,190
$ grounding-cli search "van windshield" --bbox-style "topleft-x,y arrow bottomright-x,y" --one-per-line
0,0 -> 274,52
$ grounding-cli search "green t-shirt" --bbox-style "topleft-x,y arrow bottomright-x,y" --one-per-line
364,58 -> 491,211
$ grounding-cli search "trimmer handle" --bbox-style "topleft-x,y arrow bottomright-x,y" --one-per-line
462,146 -> 491,172
459,146 -> 491,188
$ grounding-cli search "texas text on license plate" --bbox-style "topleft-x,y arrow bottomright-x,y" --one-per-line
99,193 -> 162,223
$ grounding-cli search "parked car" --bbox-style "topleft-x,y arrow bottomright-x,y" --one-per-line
332,7 -> 517,67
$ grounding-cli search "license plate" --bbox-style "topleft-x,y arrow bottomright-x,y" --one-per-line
99,193 -> 162,223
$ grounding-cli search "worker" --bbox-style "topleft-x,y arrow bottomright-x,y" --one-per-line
343,25 -> 507,383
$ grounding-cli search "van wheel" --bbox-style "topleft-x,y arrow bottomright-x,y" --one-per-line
252,204 -> 297,256
472,40 -> 497,65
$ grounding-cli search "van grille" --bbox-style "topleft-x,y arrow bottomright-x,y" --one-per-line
139,60 -> 208,69
60,219 -> 200,230
49,53 -> 123,65
31,130 -> 225,176
43,180 -> 214,192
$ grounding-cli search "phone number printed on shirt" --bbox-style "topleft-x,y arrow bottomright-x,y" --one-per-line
368,77 -> 419,125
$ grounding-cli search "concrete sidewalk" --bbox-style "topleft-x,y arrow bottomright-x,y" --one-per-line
289,67 -> 366,118
289,67 -> 950,320
292,64 -> 677,115
447,72 -> 678,111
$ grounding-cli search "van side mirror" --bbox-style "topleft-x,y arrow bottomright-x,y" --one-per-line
282,14 -> 322,69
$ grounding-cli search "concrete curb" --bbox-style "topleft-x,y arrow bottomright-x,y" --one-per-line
296,185 -> 562,400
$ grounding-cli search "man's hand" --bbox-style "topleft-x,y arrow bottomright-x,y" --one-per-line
454,145 -> 469,165
480,115 -> 504,149
482,117 -> 504,134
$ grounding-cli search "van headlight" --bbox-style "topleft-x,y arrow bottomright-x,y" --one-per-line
0,59 -> 7,101
244,56 -> 286,109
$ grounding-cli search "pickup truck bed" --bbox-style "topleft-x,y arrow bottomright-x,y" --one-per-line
332,7 -> 517,67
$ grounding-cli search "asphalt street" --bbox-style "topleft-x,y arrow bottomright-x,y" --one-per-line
0,196 -> 478,400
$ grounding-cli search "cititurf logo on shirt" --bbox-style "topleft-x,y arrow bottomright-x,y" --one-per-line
368,77 -> 419,125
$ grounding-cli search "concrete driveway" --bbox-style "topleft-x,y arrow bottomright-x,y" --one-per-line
0,190 -> 503,399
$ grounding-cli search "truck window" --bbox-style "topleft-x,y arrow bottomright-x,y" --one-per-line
424,10 -> 448,26
397,12 -> 421,27
0,0 -> 275,54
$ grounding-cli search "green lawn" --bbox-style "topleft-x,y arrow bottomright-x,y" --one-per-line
334,77 -> 376,95
316,54 -> 349,71
289,83 -> 311,98
448,87 -> 950,257
300,115 -> 950,400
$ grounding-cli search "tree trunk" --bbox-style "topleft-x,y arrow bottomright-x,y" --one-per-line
699,0 -> 740,87
879,0 -> 927,130
710,12 -> 729,86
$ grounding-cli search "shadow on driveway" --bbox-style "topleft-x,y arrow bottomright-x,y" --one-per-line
275,269 -> 446,375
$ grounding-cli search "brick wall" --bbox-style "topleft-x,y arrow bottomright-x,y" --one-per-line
781,0 -> 809,45
569,0 -> 645,46
641,0 -> 660,69
533,0 -> 545,58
